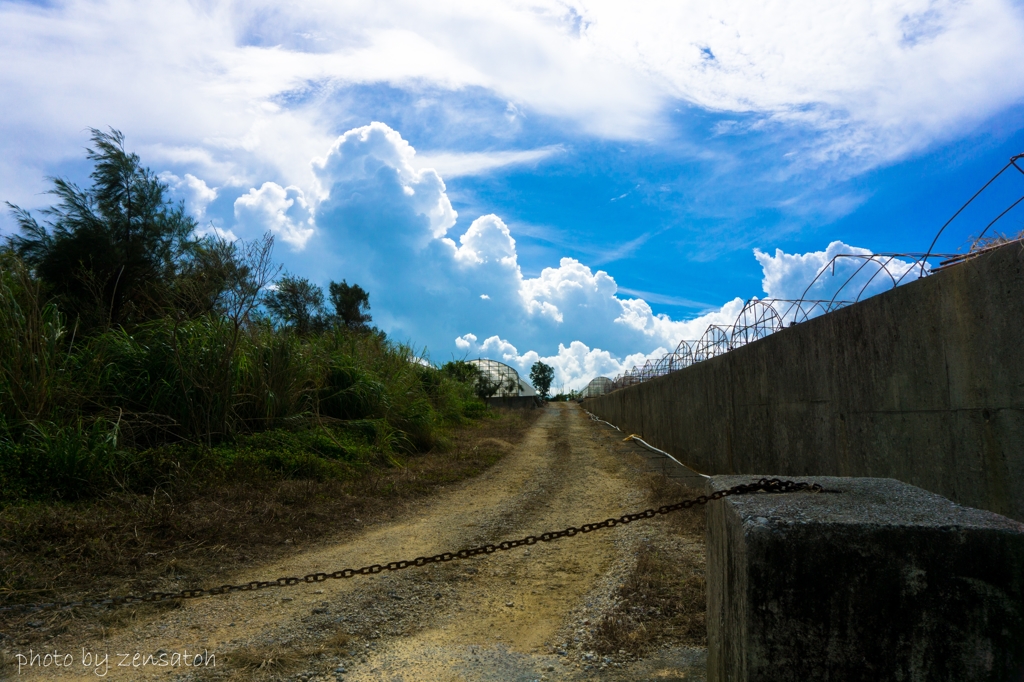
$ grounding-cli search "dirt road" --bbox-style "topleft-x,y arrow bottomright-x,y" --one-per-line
12,404 -> 706,681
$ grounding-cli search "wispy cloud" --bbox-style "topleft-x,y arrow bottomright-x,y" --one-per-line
508,221 -> 654,267
414,145 -> 564,177
588,231 -> 655,266
3,0 -> 1021,214
616,287 -> 714,310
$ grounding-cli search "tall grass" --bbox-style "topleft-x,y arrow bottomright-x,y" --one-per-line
0,254 -> 483,501
0,253 -> 67,427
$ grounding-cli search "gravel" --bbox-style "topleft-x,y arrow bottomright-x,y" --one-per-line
3,405 -> 707,681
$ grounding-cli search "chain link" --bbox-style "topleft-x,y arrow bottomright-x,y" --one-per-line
0,478 -> 820,615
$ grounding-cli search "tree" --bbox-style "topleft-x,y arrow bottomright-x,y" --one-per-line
263,274 -> 327,336
6,128 -> 197,330
176,233 -> 279,443
329,279 -> 372,329
173,233 -> 277,320
530,361 -> 555,400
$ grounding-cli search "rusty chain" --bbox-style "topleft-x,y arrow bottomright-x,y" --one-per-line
0,478 -> 820,615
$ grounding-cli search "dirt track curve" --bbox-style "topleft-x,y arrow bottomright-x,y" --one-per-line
13,404 -> 706,681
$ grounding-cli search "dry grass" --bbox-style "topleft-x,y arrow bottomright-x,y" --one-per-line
644,473 -> 706,538
592,474 -> 707,656
224,643 -> 313,679
0,651 -> 16,678
325,629 -> 351,652
592,542 -> 706,654
0,408 -> 542,640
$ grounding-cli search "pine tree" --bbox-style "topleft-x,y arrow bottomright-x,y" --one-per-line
6,128 -> 196,330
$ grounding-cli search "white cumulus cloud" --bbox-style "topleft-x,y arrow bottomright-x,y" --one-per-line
455,333 -> 477,350
452,214 -> 518,267
307,123 -> 696,358
234,182 -> 315,249
313,122 -> 457,242
755,241 -> 925,303
159,172 -> 218,219
295,122 -> 918,390
194,225 -> 239,242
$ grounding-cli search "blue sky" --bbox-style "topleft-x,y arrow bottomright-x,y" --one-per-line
2,0 -> 1024,389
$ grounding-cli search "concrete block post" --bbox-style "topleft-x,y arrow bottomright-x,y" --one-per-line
706,476 -> 1024,682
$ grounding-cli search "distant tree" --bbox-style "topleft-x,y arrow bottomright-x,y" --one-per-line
264,274 -> 327,336
6,128 -> 197,330
530,361 -> 555,400
329,279 -> 372,329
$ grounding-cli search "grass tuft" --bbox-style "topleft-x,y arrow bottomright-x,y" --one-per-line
225,643 -> 310,677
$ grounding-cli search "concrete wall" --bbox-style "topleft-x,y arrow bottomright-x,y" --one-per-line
705,475 -> 1024,681
584,241 -> 1024,521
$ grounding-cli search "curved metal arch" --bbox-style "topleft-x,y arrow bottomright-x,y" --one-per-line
669,340 -> 695,372
796,253 -> 921,311
849,255 -> 900,304
659,353 -> 681,374
920,154 -> 1022,277
652,355 -> 671,377
693,325 -> 730,363
731,298 -> 783,349
768,299 -> 852,325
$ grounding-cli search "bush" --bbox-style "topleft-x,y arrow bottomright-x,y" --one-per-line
0,254 -> 484,501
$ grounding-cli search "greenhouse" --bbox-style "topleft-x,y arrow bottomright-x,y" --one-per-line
467,359 -> 537,397
579,376 -> 613,399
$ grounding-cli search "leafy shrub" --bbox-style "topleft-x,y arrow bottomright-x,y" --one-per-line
0,253 -> 484,501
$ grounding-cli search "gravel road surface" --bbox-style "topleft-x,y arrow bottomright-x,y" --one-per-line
10,403 -> 706,681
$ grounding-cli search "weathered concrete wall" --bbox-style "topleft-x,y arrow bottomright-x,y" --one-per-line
585,241 -> 1024,521
705,475 -> 1024,681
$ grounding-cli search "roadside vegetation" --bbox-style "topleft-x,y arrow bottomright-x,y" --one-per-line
0,128 -> 534,620
0,408 -> 540,645
592,474 -> 707,655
